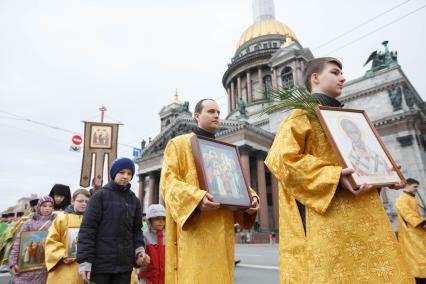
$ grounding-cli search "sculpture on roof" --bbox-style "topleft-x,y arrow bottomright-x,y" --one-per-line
388,86 -> 402,112
181,101 -> 190,112
364,41 -> 398,74
237,97 -> 248,116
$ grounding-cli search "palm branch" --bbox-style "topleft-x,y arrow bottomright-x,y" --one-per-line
260,85 -> 324,118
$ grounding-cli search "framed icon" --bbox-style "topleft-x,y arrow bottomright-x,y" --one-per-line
17,231 -> 48,272
66,227 -> 79,259
191,135 -> 253,209
315,106 -> 405,189
89,125 -> 113,149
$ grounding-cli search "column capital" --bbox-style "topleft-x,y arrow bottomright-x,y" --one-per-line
138,174 -> 147,182
256,150 -> 267,160
238,145 -> 253,155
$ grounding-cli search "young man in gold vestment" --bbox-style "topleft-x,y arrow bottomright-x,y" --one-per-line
160,99 -> 259,284
265,57 -> 414,283
396,178 -> 426,283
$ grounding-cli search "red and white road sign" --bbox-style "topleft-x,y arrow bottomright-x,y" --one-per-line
72,135 -> 83,145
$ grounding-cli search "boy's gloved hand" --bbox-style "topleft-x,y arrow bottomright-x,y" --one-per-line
136,252 -> 150,267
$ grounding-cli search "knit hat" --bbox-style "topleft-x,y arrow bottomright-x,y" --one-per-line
36,195 -> 53,214
29,198 -> 39,207
146,204 -> 166,220
110,157 -> 135,180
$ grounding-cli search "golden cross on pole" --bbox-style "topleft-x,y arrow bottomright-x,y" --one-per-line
99,106 -> 107,123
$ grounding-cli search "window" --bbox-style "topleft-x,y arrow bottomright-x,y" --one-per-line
255,45 -> 260,51
272,42 -> 277,48
263,43 -> 268,49
263,75 -> 272,98
281,66 -> 294,88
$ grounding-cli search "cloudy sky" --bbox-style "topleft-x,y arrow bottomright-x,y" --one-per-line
1,0 -> 425,211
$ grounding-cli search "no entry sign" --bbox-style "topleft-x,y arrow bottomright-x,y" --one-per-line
72,135 -> 83,145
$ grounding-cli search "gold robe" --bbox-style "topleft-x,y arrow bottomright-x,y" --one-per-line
160,133 -> 258,284
265,109 -> 413,284
396,192 -> 426,278
45,212 -> 83,284
0,209 -> 32,264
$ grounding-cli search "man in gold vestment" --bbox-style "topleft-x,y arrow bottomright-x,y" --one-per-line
396,178 -> 426,283
265,57 -> 413,283
160,99 -> 259,284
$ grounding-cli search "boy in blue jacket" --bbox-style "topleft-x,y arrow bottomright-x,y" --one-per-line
77,157 -> 149,284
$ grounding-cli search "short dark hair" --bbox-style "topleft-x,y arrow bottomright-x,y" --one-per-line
72,188 -> 90,200
406,178 -> 419,185
194,99 -> 216,114
303,57 -> 343,91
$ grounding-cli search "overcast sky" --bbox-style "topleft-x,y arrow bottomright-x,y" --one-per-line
1,0 -> 425,211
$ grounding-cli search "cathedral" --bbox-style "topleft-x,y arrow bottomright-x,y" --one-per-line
135,0 -> 426,232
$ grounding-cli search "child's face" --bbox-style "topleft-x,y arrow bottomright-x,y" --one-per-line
72,194 -> 89,213
405,183 -> 419,193
53,195 -> 65,204
313,62 -> 346,98
150,216 -> 165,231
114,169 -> 133,186
39,202 -> 53,216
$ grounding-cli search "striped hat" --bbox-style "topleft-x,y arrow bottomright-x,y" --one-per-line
37,195 -> 53,213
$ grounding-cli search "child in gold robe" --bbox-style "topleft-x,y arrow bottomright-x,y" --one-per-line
45,188 -> 90,284
265,57 -> 413,283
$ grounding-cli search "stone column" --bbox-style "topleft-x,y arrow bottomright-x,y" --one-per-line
227,87 -> 231,114
159,186 -> 165,206
292,61 -> 299,84
230,81 -> 235,111
271,175 -> 279,230
272,68 -> 278,89
239,145 -> 252,186
246,71 -> 252,103
148,172 -> 156,206
237,76 -> 242,100
138,174 -> 146,212
256,151 -> 269,229
258,67 -> 263,99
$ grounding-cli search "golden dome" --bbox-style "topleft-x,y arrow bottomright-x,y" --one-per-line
170,89 -> 183,105
236,20 -> 297,50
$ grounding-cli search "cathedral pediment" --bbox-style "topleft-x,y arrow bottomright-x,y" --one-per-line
135,116 -> 244,163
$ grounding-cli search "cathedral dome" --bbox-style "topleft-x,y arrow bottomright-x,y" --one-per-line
236,19 -> 297,50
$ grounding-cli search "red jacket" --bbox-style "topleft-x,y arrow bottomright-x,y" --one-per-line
138,229 -> 165,284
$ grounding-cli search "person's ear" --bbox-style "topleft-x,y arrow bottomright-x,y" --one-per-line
311,73 -> 319,86
194,112 -> 200,123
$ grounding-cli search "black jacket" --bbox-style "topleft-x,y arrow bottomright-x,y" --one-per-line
77,181 -> 144,274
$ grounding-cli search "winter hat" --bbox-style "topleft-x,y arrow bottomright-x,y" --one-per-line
36,195 -> 53,214
29,198 -> 39,207
146,204 -> 166,220
110,157 -> 135,180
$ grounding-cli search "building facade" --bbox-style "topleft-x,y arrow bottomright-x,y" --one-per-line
135,0 -> 425,231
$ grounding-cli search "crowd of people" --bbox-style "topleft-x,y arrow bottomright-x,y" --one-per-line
0,158 -> 165,284
0,56 -> 425,284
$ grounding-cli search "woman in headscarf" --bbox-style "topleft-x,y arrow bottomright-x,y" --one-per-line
49,184 -> 71,211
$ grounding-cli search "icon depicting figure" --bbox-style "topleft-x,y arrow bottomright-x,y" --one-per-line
340,118 -> 392,177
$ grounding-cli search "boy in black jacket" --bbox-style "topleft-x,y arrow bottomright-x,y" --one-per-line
77,157 -> 149,284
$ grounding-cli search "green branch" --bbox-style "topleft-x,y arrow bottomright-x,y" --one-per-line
260,85 -> 324,117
